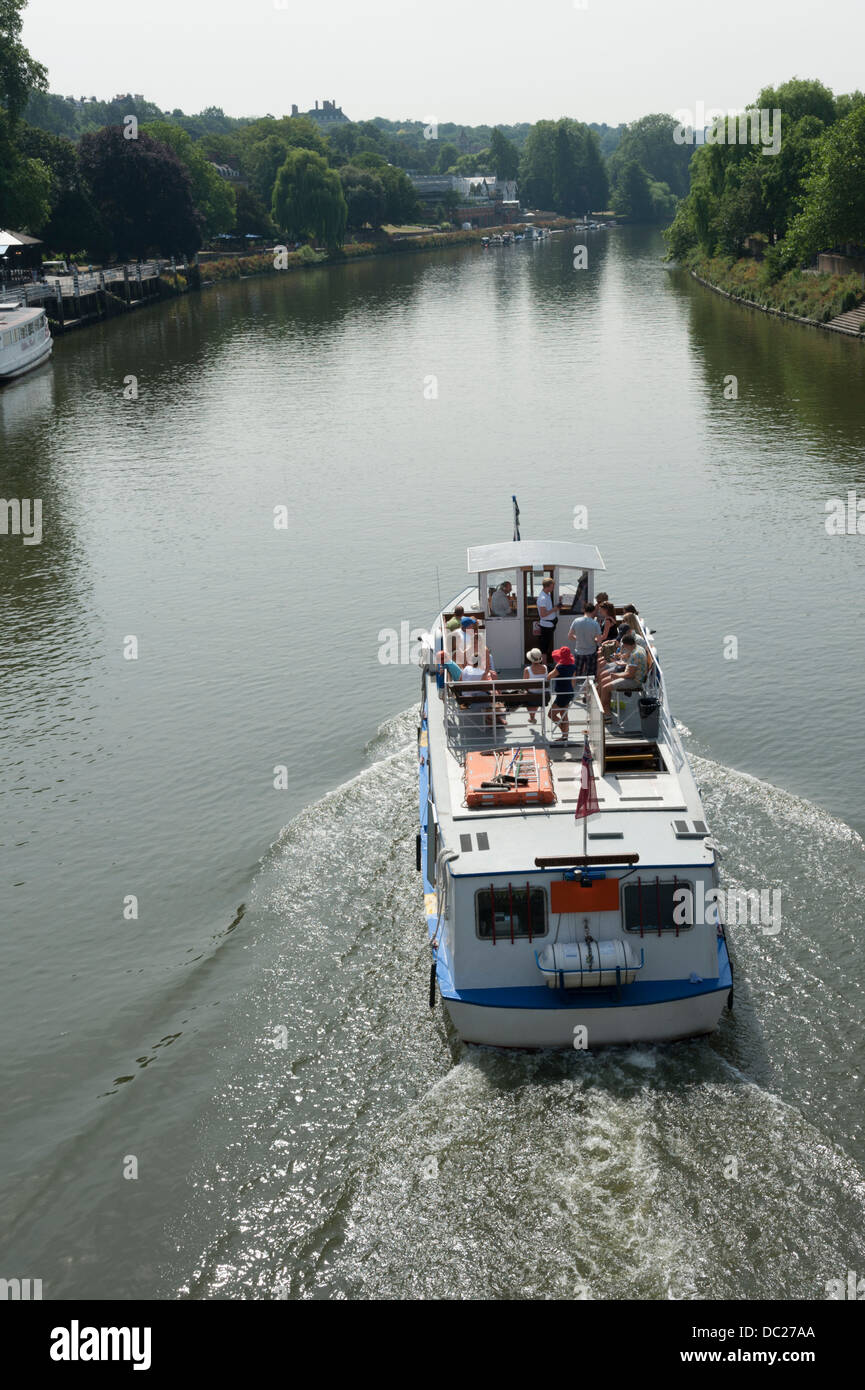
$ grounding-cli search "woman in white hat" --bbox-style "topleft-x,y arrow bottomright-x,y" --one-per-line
523,648 -> 548,724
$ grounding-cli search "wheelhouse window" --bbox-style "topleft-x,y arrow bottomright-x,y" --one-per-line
485,570 -> 518,618
475,884 -> 547,941
558,567 -> 589,615
622,877 -> 693,934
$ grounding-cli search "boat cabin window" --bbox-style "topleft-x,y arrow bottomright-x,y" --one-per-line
475,885 -> 547,941
485,570 -> 518,619
525,567 -> 554,602
622,878 -> 694,933
557,568 -> 589,615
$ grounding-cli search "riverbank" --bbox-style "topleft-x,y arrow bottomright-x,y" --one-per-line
21,220 -> 577,334
684,249 -> 865,337
199,220 -> 574,286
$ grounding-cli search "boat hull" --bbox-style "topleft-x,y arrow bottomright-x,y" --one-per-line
443,986 -> 730,1049
0,339 -> 53,381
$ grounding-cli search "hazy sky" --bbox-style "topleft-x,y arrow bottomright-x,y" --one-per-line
21,0 -> 865,127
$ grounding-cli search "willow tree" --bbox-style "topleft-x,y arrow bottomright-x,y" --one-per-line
272,147 -> 347,249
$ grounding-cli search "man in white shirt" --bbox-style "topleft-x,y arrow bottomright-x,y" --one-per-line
536,577 -> 559,663
568,601 -> 602,677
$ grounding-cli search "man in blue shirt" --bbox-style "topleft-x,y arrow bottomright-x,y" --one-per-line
568,601 -> 602,677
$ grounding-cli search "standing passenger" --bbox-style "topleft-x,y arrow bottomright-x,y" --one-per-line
568,601 -> 602,679
523,647 -> 548,724
536,577 -> 559,664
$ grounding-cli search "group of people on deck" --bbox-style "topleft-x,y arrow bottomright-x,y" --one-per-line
440,592 -> 651,740
529,593 -> 650,737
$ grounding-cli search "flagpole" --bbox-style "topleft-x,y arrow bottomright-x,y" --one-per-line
583,734 -> 588,859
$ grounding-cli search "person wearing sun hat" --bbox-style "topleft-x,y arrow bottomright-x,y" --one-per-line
455,613 -> 479,664
523,647 -> 548,724
547,646 -> 577,740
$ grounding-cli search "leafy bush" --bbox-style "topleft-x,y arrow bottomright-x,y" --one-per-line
687,249 -> 863,323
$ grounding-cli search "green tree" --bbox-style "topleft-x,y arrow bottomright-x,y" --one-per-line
143,120 -> 236,236
77,126 -> 203,258
0,148 -> 50,230
0,0 -> 46,123
42,183 -> 109,259
233,185 -> 276,240
489,127 -> 519,180
716,160 -> 765,256
451,149 -> 492,176
272,147 -> 347,249
240,116 -> 328,202
756,77 -> 837,128
0,0 -> 49,230
834,90 -> 865,121
783,102 -> 865,264
611,159 -> 654,221
378,163 -> 421,224
440,187 -> 460,221
519,120 -> 556,207
609,113 -> 692,198
520,118 -> 607,214
435,141 -> 460,173
339,165 -> 386,231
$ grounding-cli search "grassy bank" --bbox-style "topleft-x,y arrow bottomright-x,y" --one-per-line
685,249 -> 864,325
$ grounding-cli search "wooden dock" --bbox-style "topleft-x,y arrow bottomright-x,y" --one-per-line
0,259 -> 194,332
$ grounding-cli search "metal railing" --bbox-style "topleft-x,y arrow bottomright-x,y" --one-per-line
443,674 -> 595,754
0,259 -> 192,307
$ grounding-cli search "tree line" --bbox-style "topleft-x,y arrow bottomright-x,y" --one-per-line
666,78 -> 865,272
8,2 -> 861,267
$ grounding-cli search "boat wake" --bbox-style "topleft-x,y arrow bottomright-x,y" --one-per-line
172,711 -> 865,1300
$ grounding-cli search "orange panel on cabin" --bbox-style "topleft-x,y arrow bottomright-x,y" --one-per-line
550,879 -> 620,913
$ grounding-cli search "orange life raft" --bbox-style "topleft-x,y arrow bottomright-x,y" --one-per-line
464,748 -> 556,808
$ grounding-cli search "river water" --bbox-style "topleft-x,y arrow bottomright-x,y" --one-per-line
1,227 -> 864,1300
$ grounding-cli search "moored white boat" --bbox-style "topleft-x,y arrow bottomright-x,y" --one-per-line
417,516 -> 733,1049
0,304 -> 53,381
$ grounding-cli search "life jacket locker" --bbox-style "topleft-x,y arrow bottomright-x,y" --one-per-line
464,749 -> 556,808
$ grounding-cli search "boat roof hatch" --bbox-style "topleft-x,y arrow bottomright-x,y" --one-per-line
467,540 -> 605,574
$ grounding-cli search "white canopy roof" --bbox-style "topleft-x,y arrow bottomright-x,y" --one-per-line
0,231 -> 23,256
467,540 -> 605,574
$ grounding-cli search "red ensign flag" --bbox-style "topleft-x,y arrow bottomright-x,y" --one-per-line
575,735 -> 600,820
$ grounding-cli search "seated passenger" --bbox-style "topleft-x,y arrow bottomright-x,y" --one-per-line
620,609 -> 653,666
446,606 -> 466,632
596,601 -> 618,645
460,656 -> 505,728
547,646 -> 577,741
601,634 -> 648,717
523,647 -> 548,724
439,654 -> 464,682
455,614 -> 480,664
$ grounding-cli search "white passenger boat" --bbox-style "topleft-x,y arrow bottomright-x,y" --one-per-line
0,304 -> 53,381
417,515 -> 733,1049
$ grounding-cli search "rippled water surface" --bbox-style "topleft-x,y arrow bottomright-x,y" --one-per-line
1,229 -> 863,1299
